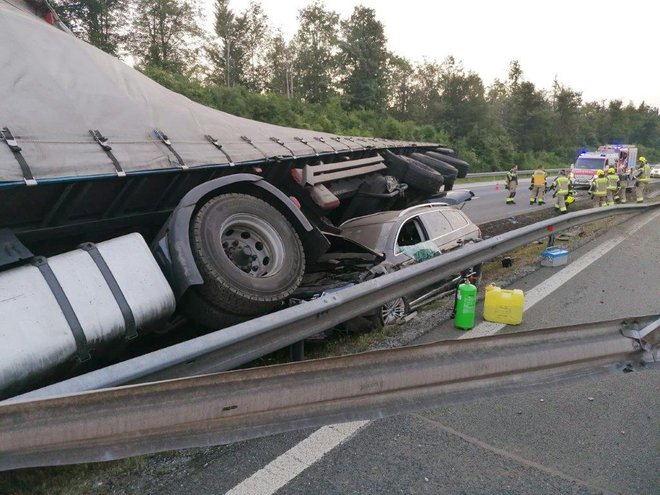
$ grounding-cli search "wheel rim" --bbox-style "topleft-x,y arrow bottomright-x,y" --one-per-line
380,297 -> 406,325
220,213 -> 286,277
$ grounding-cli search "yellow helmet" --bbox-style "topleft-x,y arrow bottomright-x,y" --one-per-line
639,156 -> 647,163
608,167 -> 615,174
596,169 -> 605,176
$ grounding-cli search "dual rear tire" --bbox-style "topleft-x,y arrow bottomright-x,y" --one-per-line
185,193 -> 305,328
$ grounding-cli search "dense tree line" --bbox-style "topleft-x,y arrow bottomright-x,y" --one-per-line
52,0 -> 659,170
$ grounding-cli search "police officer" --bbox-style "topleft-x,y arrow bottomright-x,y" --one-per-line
589,169 -> 608,207
550,169 -> 570,213
505,166 -> 518,204
529,165 -> 547,205
606,167 -> 619,206
634,157 -> 651,203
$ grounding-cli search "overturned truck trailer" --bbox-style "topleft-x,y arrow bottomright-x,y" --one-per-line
0,0 -> 472,397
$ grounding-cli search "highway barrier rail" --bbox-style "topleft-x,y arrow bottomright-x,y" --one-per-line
8,202 -> 659,404
1,204 -> 658,470
1,314 -> 658,471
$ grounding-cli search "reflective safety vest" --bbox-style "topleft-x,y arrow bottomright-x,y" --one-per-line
606,173 -> 619,190
637,163 -> 651,182
532,169 -> 547,186
591,177 -> 608,196
555,176 -> 570,195
506,171 -> 518,184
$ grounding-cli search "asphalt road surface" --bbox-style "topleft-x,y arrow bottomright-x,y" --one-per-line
456,177 -> 577,224
98,199 -> 658,494
456,177 -> 659,225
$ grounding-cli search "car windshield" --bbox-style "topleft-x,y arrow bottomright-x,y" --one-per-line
574,157 -> 605,169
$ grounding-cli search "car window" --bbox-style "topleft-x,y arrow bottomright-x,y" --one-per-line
443,210 -> 468,230
395,218 -> 427,250
420,211 -> 453,238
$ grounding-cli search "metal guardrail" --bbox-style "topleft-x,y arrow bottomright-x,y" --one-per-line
7,202 -> 659,405
467,168 -> 562,178
1,315 -> 657,470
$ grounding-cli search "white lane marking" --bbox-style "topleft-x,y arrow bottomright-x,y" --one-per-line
225,421 -> 368,495
225,209 -> 659,495
459,209 -> 660,339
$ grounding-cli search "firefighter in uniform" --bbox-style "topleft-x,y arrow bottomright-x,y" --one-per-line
505,166 -> 518,204
589,169 -> 608,207
529,165 -> 547,205
550,169 -> 570,214
606,167 -> 619,206
634,157 -> 651,202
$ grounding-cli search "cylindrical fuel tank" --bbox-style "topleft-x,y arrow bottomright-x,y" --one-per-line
0,233 -> 176,398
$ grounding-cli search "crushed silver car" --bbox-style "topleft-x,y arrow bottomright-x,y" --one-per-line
292,203 -> 482,326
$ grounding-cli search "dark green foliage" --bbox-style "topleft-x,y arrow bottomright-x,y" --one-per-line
339,6 -> 388,111
51,0 -> 128,55
129,0 -> 202,72
291,1 -> 339,104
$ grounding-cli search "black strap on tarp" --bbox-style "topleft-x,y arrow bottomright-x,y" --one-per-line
1,127 -> 37,186
79,242 -> 138,341
343,136 -> 366,150
89,129 -> 126,177
153,129 -> 188,169
270,137 -> 296,157
204,134 -> 235,166
240,135 -> 270,161
314,136 -> 338,152
32,256 -> 91,362
294,136 -> 319,156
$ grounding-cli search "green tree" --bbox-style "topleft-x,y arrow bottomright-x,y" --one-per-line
551,79 -> 582,149
130,0 -> 202,72
433,56 -> 487,140
51,0 -> 128,56
338,6 -> 388,111
386,55 -> 415,117
292,1 -> 339,104
266,32 -> 294,97
210,0 -> 235,86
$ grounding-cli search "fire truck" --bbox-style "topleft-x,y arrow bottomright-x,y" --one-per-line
570,145 -> 638,188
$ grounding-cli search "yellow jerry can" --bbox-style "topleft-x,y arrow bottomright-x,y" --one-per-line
483,285 -> 525,325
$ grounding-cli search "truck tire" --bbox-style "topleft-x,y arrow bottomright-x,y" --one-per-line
383,150 -> 409,180
427,152 -> 470,179
191,193 -> 305,316
384,151 -> 444,194
181,288 -> 253,330
434,147 -> 457,157
411,153 -> 458,178
404,158 -> 444,194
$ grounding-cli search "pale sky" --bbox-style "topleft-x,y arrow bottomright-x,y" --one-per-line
201,0 -> 660,109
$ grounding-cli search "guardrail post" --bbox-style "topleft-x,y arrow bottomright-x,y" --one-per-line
289,340 -> 305,362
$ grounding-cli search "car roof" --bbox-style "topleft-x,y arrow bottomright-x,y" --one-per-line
339,203 -> 455,229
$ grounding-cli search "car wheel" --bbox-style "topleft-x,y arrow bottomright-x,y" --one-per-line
379,296 -> 409,326
191,193 -> 305,316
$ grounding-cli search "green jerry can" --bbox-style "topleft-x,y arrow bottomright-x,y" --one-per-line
454,281 -> 477,330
